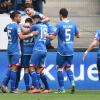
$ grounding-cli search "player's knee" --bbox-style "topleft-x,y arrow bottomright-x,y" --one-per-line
57,66 -> 63,70
10,64 -> 20,71
64,65 -> 71,70
29,64 -> 36,71
39,65 -> 45,73
24,68 -> 29,73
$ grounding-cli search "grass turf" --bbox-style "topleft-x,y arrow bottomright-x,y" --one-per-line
0,90 -> 100,100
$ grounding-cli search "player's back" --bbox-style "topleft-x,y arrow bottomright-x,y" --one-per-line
56,20 -> 79,56
31,23 -> 48,52
4,22 -> 20,54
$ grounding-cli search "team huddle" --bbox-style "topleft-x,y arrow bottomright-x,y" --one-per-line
0,4 -> 100,94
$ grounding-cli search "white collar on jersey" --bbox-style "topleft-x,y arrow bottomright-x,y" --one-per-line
11,21 -> 17,24
62,19 -> 69,23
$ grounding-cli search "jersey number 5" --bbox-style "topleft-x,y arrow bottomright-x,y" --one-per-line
65,29 -> 71,42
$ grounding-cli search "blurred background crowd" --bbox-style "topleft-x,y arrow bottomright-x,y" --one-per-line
0,0 -> 46,14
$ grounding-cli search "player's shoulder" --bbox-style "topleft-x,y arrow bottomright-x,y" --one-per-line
35,11 -> 44,18
95,29 -> 100,36
68,20 -> 77,26
56,21 -> 62,27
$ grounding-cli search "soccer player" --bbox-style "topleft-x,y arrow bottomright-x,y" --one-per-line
83,30 -> 100,81
20,18 -> 34,92
45,8 -> 80,93
0,11 -> 38,93
22,15 -> 53,93
24,4 -> 55,49
24,4 -> 54,90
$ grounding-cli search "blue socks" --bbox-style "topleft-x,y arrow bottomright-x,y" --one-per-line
30,71 -> 39,89
40,73 -> 49,90
65,69 -> 75,86
24,72 -> 30,90
57,70 -> 64,91
2,69 -> 11,86
15,68 -> 21,89
10,70 -> 17,91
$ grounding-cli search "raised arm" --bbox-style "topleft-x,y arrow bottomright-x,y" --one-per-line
82,38 -> 99,61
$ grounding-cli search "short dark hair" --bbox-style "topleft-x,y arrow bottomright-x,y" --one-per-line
25,18 -> 33,23
32,15 -> 41,20
59,8 -> 68,18
24,3 -> 33,9
10,11 -> 20,19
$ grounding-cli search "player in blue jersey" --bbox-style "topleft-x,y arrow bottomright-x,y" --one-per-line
83,30 -> 100,81
20,18 -> 34,92
45,8 -> 80,93
24,4 -> 55,91
24,4 -> 55,49
0,11 -> 38,93
21,15 -> 53,93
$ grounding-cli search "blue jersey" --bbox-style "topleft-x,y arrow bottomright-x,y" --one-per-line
34,11 -> 55,33
95,30 -> 100,56
31,23 -> 48,52
20,26 -> 34,55
55,20 -> 79,56
4,22 -> 21,55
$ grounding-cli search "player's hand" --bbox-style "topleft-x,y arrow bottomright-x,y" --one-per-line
43,33 -> 49,38
82,51 -> 88,61
33,31 -> 39,35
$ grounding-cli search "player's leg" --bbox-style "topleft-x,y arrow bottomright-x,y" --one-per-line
40,52 -> 50,93
97,57 -> 100,81
22,55 -> 31,91
29,51 -> 41,93
0,55 -> 12,89
15,65 -> 21,90
64,56 -> 75,93
0,67 -> 11,93
56,53 -> 65,93
10,54 -> 21,93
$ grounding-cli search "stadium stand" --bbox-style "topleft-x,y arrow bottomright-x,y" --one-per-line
43,0 -> 100,48
0,0 -> 100,49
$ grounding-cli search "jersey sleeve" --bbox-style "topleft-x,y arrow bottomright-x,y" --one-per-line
30,25 -> 37,31
95,30 -> 100,40
54,22 -> 60,35
36,12 -> 46,20
4,25 -> 8,32
17,25 -> 22,34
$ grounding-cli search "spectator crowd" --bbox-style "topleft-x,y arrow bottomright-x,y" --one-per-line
0,0 -> 46,14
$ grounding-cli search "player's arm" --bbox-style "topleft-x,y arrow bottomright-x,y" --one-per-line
82,38 -> 99,61
20,24 -> 31,34
74,23 -> 80,38
17,26 -> 38,39
75,32 -> 80,38
39,13 -> 50,23
20,24 -> 38,35
18,32 -> 34,39
44,33 -> 56,39
41,16 -> 50,23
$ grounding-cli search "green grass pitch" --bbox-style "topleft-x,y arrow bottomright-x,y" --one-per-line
0,90 -> 100,100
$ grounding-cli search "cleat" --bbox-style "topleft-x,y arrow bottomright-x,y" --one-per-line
0,84 -> 10,93
42,89 -> 51,93
70,85 -> 75,94
31,85 -> 34,90
26,90 -> 34,94
28,89 -> 42,93
55,90 -> 66,94
11,90 -> 20,94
